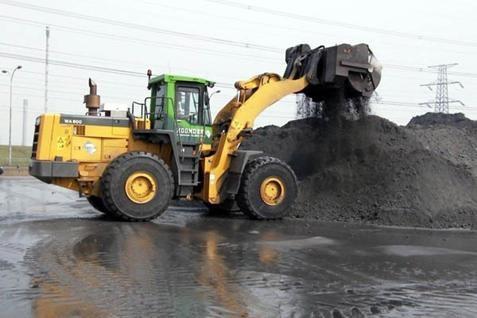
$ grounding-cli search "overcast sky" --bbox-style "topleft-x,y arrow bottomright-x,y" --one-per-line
1,0 -> 477,145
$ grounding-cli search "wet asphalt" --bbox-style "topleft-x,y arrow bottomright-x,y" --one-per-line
1,177 -> 477,317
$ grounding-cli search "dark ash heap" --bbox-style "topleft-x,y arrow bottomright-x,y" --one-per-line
242,112 -> 477,229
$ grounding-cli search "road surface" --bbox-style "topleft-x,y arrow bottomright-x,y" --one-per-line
1,177 -> 477,317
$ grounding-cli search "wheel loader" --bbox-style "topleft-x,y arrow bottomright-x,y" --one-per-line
29,43 -> 381,221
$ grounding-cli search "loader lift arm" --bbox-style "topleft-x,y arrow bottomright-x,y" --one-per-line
203,43 -> 382,204
204,74 -> 309,204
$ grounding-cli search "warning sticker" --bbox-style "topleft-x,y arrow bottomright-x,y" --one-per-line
57,136 -> 65,150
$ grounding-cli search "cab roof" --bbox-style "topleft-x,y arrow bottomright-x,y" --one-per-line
148,74 -> 214,87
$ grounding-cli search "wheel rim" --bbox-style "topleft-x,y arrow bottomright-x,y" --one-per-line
260,176 -> 286,206
124,172 -> 157,204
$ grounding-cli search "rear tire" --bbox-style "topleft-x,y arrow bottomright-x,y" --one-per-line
101,152 -> 174,222
237,156 -> 297,220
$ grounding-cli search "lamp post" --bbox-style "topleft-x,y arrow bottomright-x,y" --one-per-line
2,65 -> 22,166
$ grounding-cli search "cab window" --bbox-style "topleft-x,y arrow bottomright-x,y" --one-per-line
176,86 -> 200,125
153,85 -> 166,114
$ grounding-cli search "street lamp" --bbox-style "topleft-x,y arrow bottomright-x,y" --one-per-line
2,65 -> 22,166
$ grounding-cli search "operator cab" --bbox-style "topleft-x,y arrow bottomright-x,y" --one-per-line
147,74 -> 214,144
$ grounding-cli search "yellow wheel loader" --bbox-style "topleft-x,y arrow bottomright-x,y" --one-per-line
29,43 -> 381,221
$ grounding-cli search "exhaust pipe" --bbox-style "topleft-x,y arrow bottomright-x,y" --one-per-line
284,43 -> 382,101
84,78 -> 101,116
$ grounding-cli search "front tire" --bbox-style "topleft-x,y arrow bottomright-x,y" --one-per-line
87,195 -> 110,214
237,156 -> 297,220
101,152 -> 174,222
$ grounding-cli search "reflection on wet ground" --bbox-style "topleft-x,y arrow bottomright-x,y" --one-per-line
2,177 -> 477,317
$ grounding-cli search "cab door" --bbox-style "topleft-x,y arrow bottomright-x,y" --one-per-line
175,83 -> 212,144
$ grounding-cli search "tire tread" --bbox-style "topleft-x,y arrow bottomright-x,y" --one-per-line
101,151 -> 174,222
236,156 -> 297,220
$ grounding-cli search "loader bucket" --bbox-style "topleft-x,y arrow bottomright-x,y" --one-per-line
284,43 -> 382,102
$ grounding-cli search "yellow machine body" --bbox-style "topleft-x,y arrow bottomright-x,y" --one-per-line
32,114 -> 174,197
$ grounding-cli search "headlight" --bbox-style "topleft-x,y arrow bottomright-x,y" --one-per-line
35,117 -> 41,126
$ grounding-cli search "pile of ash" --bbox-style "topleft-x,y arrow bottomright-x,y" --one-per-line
241,112 -> 477,228
407,113 -> 477,178
408,112 -> 476,129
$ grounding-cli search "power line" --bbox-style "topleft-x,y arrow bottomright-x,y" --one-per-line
386,63 -> 477,79
204,0 -> 477,48
1,55 -> 475,115
0,51 -> 235,90
0,0 -> 280,53
0,51 -> 146,77
0,15 -> 279,65
0,82 -> 143,101
0,4 -> 475,118
83,0 -> 477,61
20,70 -> 147,89
2,40 -> 477,89
3,15 -> 477,82
1,1 -> 477,95
0,89 -> 79,102
1,50 -> 476,113
4,0 -> 477,60
135,0 -> 359,45
0,41 -> 174,71
375,100 -> 473,112
40,0 -> 477,59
